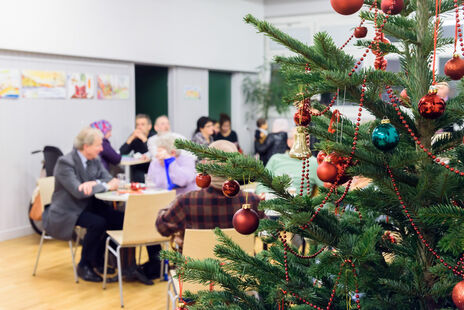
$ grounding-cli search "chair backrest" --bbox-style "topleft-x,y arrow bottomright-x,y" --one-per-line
183,228 -> 254,258
182,228 -> 255,292
37,177 -> 55,210
43,146 -> 63,177
122,191 -> 176,245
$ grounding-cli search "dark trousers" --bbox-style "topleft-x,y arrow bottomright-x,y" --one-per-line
76,198 -> 124,267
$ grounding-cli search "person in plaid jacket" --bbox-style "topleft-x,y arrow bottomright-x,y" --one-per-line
155,140 -> 262,248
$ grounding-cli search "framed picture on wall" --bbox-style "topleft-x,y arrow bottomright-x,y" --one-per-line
68,73 -> 94,99
97,74 -> 130,99
21,70 -> 66,99
0,69 -> 20,99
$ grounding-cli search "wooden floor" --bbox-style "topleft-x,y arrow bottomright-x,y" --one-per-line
0,234 -> 168,310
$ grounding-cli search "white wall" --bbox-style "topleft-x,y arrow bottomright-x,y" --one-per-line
231,73 -> 256,154
0,51 -> 135,241
168,67 -> 209,139
0,0 -> 264,73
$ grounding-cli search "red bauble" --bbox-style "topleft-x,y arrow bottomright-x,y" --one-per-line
317,151 -> 327,165
330,0 -> 364,15
196,173 -> 211,188
381,0 -> 404,14
222,179 -> 240,198
294,109 -> 311,126
444,55 -> 464,80
233,206 -> 259,235
317,161 -> 338,183
374,57 -> 388,71
418,92 -> 446,119
453,281 -> 464,310
354,26 -> 368,38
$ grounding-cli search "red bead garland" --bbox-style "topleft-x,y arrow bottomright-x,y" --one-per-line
300,157 -> 308,196
300,77 -> 366,230
385,86 -> 464,176
339,2 -> 376,49
386,164 -> 464,278
283,259 -> 361,309
279,232 -> 326,260
309,4 -> 391,118
335,178 -> 352,204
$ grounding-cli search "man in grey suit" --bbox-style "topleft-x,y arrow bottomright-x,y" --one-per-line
43,127 -> 120,282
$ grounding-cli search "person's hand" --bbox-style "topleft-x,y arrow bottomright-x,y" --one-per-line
156,148 -> 170,165
134,129 -> 147,142
126,130 -> 138,144
78,181 -> 97,196
140,154 -> 150,161
260,132 -> 265,138
107,178 -> 119,191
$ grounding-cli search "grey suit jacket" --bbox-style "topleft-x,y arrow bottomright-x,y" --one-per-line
42,149 -> 112,241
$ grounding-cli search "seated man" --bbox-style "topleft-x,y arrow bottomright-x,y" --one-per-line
119,114 -> 155,182
147,115 -> 191,159
255,128 -> 324,196
42,127 -> 120,282
155,140 -> 261,248
147,133 -> 197,196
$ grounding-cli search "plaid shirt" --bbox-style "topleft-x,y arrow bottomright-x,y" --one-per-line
156,186 -> 261,237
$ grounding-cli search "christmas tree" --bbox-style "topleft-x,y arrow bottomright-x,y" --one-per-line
162,0 -> 464,308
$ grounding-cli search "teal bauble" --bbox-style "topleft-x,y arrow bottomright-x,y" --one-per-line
372,118 -> 399,151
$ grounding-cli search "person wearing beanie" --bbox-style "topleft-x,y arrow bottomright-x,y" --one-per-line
155,140 -> 262,249
90,120 -> 121,172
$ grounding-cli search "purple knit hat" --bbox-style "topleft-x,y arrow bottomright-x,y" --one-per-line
90,120 -> 112,135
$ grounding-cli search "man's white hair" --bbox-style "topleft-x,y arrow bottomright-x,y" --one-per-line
73,127 -> 103,150
155,133 -> 180,156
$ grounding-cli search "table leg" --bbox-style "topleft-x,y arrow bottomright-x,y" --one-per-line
124,165 -> 131,183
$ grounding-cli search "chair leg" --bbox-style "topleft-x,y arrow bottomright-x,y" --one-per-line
103,237 -> 110,289
68,240 -> 79,283
166,277 -> 178,310
138,245 -> 142,265
73,227 -> 81,258
32,231 -> 46,276
116,246 -> 124,308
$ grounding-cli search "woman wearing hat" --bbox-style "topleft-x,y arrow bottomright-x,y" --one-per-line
90,120 -> 121,171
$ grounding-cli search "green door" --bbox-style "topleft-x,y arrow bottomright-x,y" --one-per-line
135,65 -> 168,122
208,71 -> 231,121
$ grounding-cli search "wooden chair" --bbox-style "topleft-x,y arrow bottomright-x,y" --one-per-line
102,191 -> 176,308
166,228 -> 255,310
32,177 -> 82,283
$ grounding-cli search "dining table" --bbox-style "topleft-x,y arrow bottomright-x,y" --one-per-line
119,156 -> 151,182
95,188 -> 170,203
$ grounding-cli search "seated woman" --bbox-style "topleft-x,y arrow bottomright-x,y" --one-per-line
214,114 -> 241,151
192,116 -> 214,146
90,120 -> 121,172
147,133 -> 197,196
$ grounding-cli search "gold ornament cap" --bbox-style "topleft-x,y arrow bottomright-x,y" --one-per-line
242,203 -> 251,210
428,86 -> 438,94
381,117 -> 391,124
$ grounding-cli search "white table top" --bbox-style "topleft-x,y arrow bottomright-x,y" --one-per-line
119,157 -> 151,166
95,189 -> 170,202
